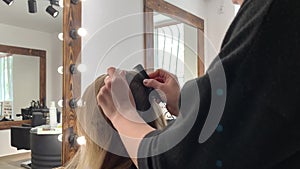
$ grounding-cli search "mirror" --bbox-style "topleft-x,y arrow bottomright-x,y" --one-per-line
144,0 -> 204,85
0,44 -> 46,121
153,12 -> 199,85
0,0 -> 62,130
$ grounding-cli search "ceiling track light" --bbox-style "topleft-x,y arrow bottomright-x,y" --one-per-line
49,0 -> 59,7
4,0 -> 62,17
2,0 -> 14,6
28,0 -> 37,13
46,5 -> 59,18
50,0 -> 63,7
71,0 -> 79,5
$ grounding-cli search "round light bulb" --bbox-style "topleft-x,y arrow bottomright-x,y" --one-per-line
57,134 -> 63,142
77,64 -> 87,73
77,28 -> 87,37
58,100 -> 63,108
58,33 -> 63,41
76,136 -> 86,145
76,99 -> 83,107
57,66 -> 63,75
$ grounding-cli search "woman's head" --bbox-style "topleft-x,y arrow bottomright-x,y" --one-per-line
65,71 -> 166,169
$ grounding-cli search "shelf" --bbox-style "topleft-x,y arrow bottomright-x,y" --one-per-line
0,120 -> 31,130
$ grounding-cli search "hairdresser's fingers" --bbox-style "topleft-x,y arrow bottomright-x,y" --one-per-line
107,68 -> 126,86
143,79 -> 161,89
97,85 -> 111,106
117,69 -> 126,77
107,67 -> 116,77
148,69 -> 170,82
104,75 -> 112,89
108,70 -> 132,107
119,70 -> 137,108
147,69 -> 163,78
97,86 -> 117,120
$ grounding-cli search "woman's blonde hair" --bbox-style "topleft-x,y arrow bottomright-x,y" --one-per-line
64,72 -> 166,169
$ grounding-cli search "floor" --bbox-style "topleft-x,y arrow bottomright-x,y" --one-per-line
0,152 -> 31,169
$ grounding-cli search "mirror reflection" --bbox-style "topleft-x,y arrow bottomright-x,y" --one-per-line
0,0 -> 63,161
153,12 -> 198,86
0,0 -> 63,121
144,0 -> 205,88
0,44 -> 47,124
0,53 -> 40,120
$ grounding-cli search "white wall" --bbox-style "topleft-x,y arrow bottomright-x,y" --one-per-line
13,55 -> 40,119
0,23 -> 62,157
49,32 -> 63,107
82,0 -> 144,91
205,0 -> 236,68
81,0 -> 235,90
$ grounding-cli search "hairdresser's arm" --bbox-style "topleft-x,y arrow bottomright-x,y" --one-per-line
97,67 -> 154,168
110,113 -> 154,167
143,69 -> 180,116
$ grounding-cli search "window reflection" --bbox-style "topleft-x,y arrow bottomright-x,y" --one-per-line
0,54 -> 13,120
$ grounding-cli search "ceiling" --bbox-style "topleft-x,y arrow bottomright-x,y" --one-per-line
0,0 -> 63,33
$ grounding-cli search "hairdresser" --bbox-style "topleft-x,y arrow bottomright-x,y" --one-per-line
97,0 -> 300,168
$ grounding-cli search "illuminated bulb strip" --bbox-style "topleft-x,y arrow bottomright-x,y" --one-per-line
77,136 -> 86,145
58,33 -> 63,41
77,64 -> 87,73
70,28 -> 87,39
77,28 -> 87,37
57,66 -> 63,74
58,100 -> 63,108
76,99 -> 83,107
57,134 -> 63,142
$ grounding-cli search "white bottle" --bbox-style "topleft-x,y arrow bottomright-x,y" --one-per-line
49,101 -> 57,127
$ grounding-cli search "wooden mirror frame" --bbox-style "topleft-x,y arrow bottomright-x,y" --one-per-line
0,44 -> 46,130
62,0 -> 82,164
144,0 -> 205,76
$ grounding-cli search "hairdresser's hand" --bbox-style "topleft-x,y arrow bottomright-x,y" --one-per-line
97,67 -> 144,124
143,69 -> 180,116
98,67 -> 155,165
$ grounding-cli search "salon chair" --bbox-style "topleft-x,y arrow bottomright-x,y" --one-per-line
10,112 -> 46,169
30,129 -> 62,169
10,109 -> 61,169
11,112 -> 46,150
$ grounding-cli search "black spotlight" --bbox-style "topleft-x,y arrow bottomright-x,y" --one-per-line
3,0 -> 14,6
46,5 -> 59,18
28,0 -> 37,13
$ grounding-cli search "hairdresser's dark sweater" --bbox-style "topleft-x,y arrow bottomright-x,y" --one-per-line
138,0 -> 300,168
